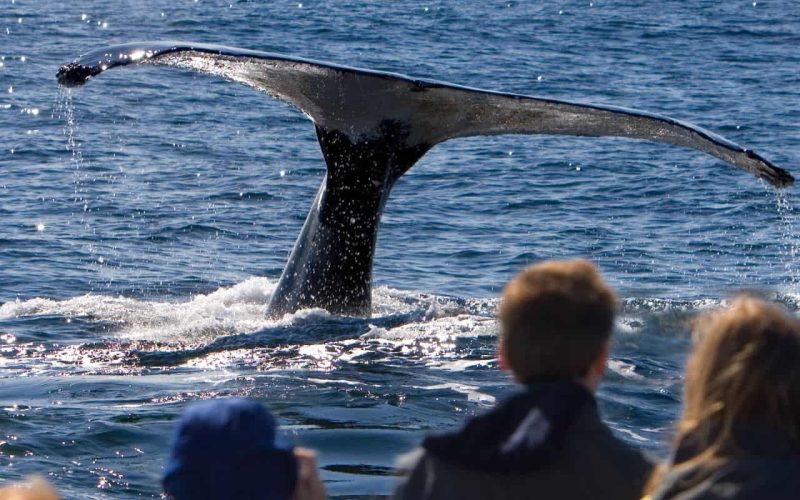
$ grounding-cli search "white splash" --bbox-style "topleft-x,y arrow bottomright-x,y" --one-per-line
0,280 -> 500,347
415,382 -> 496,406
608,359 -> 644,380
0,277 -> 276,342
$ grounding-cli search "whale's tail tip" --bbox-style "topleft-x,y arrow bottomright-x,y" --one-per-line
771,169 -> 794,188
746,150 -> 794,188
56,62 -> 94,88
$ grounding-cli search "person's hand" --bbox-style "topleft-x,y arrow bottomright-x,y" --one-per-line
291,447 -> 325,500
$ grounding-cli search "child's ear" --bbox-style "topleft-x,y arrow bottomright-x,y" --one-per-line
497,337 -> 509,371
585,340 -> 610,391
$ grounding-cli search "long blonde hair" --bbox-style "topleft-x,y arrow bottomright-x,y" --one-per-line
646,296 -> 800,494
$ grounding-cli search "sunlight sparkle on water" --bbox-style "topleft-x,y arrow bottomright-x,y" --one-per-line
36,223 -> 45,232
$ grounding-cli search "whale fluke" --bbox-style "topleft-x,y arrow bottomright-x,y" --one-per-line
57,42 -> 794,317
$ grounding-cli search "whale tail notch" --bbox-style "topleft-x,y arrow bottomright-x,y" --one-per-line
57,41 -> 794,317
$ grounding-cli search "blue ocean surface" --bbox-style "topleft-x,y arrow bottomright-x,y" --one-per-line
1,0 -> 800,497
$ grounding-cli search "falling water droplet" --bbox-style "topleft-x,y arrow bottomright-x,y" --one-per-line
774,189 -> 799,287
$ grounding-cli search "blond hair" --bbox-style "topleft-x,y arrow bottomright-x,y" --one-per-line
498,259 -> 616,383
646,297 -> 800,494
0,476 -> 59,500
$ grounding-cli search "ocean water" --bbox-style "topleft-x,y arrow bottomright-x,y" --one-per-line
2,0 -> 800,497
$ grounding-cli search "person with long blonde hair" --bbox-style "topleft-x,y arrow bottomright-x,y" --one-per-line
646,296 -> 800,499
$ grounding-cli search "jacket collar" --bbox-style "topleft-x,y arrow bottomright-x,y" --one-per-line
423,380 -> 595,474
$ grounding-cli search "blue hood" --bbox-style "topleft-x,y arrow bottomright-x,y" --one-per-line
162,398 -> 297,500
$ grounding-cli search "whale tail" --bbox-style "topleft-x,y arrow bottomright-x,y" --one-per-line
57,42 -> 794,317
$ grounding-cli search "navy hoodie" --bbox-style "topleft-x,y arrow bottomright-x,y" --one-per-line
394,381 -> 651,500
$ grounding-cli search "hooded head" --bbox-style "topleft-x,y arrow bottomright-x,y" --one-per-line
162,398 -> 297,500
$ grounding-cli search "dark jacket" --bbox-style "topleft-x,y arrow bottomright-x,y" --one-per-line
393,381 -> 651,500
650,425 -> 800,500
